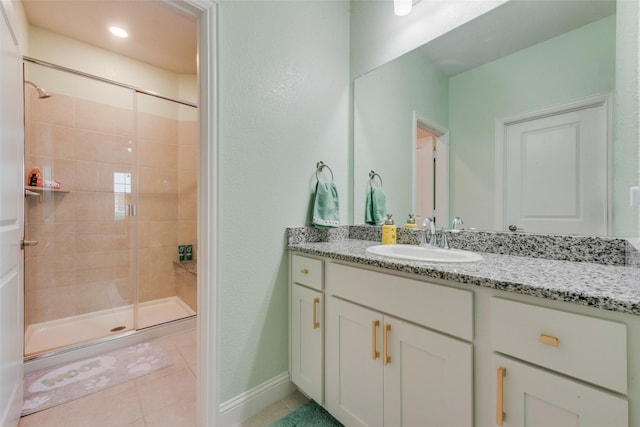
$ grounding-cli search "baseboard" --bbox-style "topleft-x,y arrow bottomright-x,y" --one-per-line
219,372 -> 297,427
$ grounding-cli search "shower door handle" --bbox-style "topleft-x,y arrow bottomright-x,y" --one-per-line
21,240 -> 39,249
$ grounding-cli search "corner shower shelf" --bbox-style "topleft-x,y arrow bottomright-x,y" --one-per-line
173,260 -> 197,275
26,185 -> 69,194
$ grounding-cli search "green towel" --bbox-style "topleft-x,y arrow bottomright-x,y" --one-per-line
312,181 -> 340,229
365,185 -> 386,225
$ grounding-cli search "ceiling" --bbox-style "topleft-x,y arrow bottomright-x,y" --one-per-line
22,0 -> 198,75
419,0 -> 616,76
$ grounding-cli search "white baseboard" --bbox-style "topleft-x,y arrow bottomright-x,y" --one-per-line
219,372 -> 297,427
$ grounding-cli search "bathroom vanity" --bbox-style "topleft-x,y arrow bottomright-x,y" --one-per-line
288,227 -> 639,427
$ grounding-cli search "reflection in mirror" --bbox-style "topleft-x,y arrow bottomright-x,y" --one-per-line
353,0 -> 639,237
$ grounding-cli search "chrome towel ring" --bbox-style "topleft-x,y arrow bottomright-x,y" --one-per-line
316,161 -> 334,182
369,170 -> 383,187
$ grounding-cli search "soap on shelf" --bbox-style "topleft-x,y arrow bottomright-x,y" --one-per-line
382,214 -> 397,245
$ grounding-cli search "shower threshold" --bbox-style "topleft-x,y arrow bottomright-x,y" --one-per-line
24,296 -> 195,356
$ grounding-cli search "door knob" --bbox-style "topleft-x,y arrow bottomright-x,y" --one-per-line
20,240 -> 39,249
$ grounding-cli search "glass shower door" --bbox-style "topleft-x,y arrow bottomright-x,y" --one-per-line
134,92 -> 197,329
23,62 -> 138,356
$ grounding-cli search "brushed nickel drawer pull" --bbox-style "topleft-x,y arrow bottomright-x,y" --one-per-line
538,333 -> 559,347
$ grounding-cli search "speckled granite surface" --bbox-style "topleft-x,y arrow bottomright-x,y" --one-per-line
288,226 -> 636,265
287,228 -> 640,316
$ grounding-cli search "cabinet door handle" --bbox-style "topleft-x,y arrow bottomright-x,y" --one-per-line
300,268 -> 309,275
496,366 -> 506,426
538,333 -> 559,347
371,320 -> 380,360
383,323 -> 391,366
312,298 -> 320,329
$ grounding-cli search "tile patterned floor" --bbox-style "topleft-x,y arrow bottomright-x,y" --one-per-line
18,328 -> 198,427
232,391 -> 309,427
17,327 -> 305,427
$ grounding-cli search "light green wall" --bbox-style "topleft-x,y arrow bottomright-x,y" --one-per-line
449,15 -> 616,232
614,0 -> 640,237
353,49 -> 449,224
218,1 -> 350,401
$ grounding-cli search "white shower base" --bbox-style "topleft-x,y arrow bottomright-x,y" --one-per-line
24,296 -> 195,356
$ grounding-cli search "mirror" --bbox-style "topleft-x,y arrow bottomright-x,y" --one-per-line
353,0 -> 638,237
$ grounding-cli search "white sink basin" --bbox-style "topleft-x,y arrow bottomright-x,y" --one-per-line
366,244 -> 483,263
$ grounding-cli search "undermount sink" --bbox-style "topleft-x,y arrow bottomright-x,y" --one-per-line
366,244 -> 483,263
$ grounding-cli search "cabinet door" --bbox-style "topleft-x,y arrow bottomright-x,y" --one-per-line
291,284 -> 323,403
494,355 -> 628,427
384,316 -> 473,427
326,297 -> 384,427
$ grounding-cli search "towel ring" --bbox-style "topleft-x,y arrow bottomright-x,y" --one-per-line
316,161 -> 334,182
369,170 -> 383,187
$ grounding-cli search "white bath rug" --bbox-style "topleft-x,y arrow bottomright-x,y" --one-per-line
22,340 -> 173,416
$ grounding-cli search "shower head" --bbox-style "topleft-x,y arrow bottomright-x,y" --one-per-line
24,80 -> 51,99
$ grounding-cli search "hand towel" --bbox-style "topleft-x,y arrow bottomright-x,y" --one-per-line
365,185 -> 386,225
312,181 -> 340,229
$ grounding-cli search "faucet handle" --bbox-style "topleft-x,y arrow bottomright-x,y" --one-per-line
439,229 -> 449,249
451,216 -> 464,230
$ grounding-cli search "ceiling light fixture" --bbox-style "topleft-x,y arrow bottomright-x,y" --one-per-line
109,26 -> 128,38
394,0 -> 413,16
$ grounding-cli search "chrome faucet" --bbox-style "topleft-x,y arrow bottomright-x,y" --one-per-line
421,217 -> 436,246
451,216 -> 464,231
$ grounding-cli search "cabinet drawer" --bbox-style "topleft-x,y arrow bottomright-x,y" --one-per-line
326,262 -> 473,341
291,254 -> 323,290
491,297 -> 627,393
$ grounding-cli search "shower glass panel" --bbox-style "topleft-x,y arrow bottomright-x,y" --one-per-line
23,61 -> 198,357
23,62 -> 137,356
135,93 -> 197,328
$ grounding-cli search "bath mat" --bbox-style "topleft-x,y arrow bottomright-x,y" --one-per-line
22,340 -> 173,416
269,400 -> 344,427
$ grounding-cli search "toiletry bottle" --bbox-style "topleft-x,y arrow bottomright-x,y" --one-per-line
381,214 -> 397,245
405,214 -> 417,228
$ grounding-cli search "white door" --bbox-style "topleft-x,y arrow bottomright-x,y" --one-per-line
325,297 -> 384,427
414,121 -> 449,228
290,284 -> 323,404
503,104 -> 608,235
494,356 -> 628,427
384,315 -> 472,427
0,3 -> 25,426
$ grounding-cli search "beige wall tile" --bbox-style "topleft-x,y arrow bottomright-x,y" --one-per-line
139,166 -> 178,194
139,140 -> 178,168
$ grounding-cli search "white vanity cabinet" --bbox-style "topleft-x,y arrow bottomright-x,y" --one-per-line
289,254 -> 324,404
324,262 -> 473,427
491,298 -> 629,427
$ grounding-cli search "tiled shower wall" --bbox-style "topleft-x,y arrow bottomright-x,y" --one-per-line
24,89 -> 197,326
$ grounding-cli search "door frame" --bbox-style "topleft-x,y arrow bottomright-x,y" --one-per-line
494,93 -> 613,234
412,111 -> 449,228
180,0 -> 219,425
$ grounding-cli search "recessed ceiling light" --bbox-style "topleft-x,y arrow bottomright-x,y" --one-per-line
109,26 -> 128,38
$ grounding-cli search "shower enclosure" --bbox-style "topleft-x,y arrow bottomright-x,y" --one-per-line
22,59 -> 198,357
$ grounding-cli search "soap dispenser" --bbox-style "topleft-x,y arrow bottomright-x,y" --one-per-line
382,214 -> 397,245
405,213 -> 417,228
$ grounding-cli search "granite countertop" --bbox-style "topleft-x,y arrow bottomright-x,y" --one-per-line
288,239 -> 640,316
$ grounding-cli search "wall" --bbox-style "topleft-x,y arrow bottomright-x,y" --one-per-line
449,15 -> 616,232
615,0 -> 640,237
353,48 -> 449,224
218,0 -> 350,401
